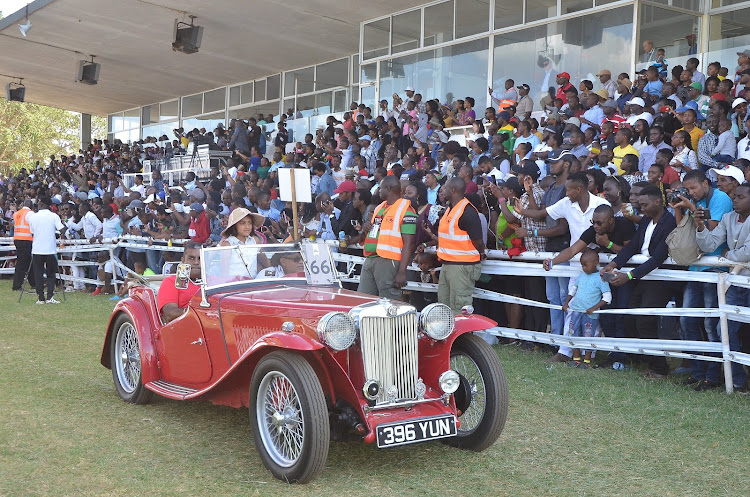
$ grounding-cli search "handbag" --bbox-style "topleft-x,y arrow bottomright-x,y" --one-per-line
666,214 -> 703,266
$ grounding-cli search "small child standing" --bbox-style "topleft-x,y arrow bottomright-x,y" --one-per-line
711,118 -> 737,165
651,48 -> 668,79
562,249 -> 612,368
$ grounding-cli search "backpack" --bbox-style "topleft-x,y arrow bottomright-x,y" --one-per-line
666,214 -> 703,265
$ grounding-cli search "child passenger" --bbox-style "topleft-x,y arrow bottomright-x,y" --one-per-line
562,248 -> 612,368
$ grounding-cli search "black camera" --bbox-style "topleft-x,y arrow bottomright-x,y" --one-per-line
667,186 -> 692,205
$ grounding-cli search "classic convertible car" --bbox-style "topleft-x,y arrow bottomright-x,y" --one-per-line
101,243 -> 508,483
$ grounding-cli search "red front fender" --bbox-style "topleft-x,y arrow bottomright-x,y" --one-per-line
101,297 -> 160,385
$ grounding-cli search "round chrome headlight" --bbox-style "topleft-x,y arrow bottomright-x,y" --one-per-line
439,370 -> 460,394
317,311 -> 357,351
419,303 -> 455,340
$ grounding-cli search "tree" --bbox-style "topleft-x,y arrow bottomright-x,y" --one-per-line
0,99 -> 104,175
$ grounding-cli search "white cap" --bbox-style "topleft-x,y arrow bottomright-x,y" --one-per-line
629,97 -> 646,107
565,117 -> 581,127
732,97 -> 747,109
405,86 -> 415,92
709,165 -> 745,184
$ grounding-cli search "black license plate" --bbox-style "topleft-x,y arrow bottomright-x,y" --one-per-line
376,415 -> 457,448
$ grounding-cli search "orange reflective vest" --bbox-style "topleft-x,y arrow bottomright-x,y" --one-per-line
437,198 -> 480,263
371,198 -> 412,261
496,99 -> 516,111
13,207 -> 33,241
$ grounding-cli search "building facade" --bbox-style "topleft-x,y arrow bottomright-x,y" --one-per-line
107,0 -> 750,143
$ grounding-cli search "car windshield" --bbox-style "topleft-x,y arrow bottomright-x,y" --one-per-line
201,242 -> 337,290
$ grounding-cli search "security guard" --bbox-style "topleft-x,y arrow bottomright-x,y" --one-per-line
358,176 -> 417,300
437,177 -> 486,313
12,199 -> 35,291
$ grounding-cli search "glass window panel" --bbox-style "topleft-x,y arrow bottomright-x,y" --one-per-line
255,79 -> 266,101
455,0 -> 489,39
424,1 -> 454,46
711,0 -> 749,6
638,4 -> 700,68
361,64 -> 378,84
123,108 -> 139,129
334,90 -> 347,112
708,8 -> 750,71
526,0 -> 558,23
392,9 -> 421,54
182,94 -> 202,117
142,123 -> 177,140
283,99 -> 295,116
229,86 -> 241,106
110,114 -> 124,133
229,103 -> 280,122
107,114 -> 115,132
493,6 -> 633,114
181,112 -> 225,134
561,0 -> 594,15
352,54 -> 360,84
240,82 -> 254,104
672,0 -> 702,11
142,104 -> 158,125
595,0 -> 622,5
203,88 -> 226,114
360,85 -> 377,113
380,38 -> 489,113
267,74 -> 280,100
315,92 -> 333,115
494,0 -> 523,31
296,94 -> 316,118
363,17 -> 390,60
159,100 -> 178,121
283,67 -> 314,97
316,58 -> 349,90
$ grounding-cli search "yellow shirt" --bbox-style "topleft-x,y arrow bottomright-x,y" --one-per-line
612,144 -> 639,174
676,126 -> 705,152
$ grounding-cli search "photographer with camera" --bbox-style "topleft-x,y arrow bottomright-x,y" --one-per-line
669,169 -> 733,390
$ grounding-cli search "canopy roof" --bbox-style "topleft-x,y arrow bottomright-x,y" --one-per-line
0,0 -> 420,115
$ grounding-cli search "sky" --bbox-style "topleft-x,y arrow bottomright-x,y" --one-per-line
0,0 -> 30,18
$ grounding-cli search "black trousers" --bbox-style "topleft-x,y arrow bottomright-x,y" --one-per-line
12,240 -> 35,290
626,279 -> 674,375
524,276 -> 549,333
32,254 -> 59,301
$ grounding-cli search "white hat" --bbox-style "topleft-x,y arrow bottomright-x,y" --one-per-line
709,165 -> 745,184
143,194 -> 160,204
629,97 -> 646,107
405,86 -> 415,92
565,117 -> 581,127
732,98 -> 747,109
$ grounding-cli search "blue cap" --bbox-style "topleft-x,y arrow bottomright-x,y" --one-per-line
189,202 -> 204,213
675,100 -> 705,120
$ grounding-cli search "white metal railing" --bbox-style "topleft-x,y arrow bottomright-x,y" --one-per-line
2,237 -> 748,393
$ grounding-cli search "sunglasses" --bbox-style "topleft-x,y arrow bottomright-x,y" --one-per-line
282,255 -> 303,262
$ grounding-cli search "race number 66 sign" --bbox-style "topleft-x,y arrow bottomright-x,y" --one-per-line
301,242 -> 337,285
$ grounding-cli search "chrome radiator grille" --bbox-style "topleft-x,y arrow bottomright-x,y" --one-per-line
359,313 -> 419,404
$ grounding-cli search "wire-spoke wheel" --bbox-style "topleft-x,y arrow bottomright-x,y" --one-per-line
443,333 -> 508,451
250,352 -> 329,483
110,314 -> 152,404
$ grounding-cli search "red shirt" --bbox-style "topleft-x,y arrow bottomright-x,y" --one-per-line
189,211 -> 211,244
158,275 -> 200,312
556,83 -> 574,105
662,165 -> 680,186
601,114 -> 626,132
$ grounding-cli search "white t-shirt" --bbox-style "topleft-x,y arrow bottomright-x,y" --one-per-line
640,221 -> 656,257
28,209 -> 64,255
545,192 -> 611,245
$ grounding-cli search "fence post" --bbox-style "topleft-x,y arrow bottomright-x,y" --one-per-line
717,273 -> 734,394
109,246 -> 118,295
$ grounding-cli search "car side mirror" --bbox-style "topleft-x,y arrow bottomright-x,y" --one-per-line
175,263 -> 191,289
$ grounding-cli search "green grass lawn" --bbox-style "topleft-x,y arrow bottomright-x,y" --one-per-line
1,279 -> 749,497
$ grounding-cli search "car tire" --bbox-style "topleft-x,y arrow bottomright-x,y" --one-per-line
443,333 -> 508,451
110,314 -> 153,405
249,352 -> 329,484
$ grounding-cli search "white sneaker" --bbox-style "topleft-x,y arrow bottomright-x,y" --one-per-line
46,298 -> 60,304
64,287 -> 75,293
36,300 -> 46,305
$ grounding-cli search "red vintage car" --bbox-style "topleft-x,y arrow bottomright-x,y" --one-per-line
101,243 -> 508,483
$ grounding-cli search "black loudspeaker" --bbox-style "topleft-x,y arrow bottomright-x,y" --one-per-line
172,20 -> 204,54
76,60 -> 100,85
6,83 -> 25,102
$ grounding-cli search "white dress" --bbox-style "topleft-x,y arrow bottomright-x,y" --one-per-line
224,235 -> 258,278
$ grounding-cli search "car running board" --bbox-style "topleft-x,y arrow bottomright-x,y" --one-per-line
146,380 -> 198,400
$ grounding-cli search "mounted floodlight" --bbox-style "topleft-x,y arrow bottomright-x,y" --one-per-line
18,5 -> 31,36
76,57 -> 100,85
6,81 -> 26,102
172,16 -> 203,54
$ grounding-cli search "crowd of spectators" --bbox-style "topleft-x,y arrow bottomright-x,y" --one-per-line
3,47 -> 750,392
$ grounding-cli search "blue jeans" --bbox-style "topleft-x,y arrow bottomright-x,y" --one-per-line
600,281 -> 634,362
546,273 -> 569,336
681,281 -> 720,382
717,286 -> 749,388
146,249 -> 164,274
569,311 -> 599,354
